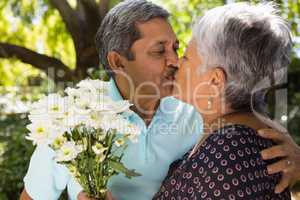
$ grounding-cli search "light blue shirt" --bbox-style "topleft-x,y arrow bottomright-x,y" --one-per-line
24,79 -> 203,200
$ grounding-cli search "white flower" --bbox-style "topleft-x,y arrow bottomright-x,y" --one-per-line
58,105 -> 89,128
97,153 -> 106,163
55,141 -> 83,162
92,143 -> 108,163
76,79 -> 110,94
29,94 -> 68,121
96,114 -> 123,132
85,111 -> 103,129
90,95 -> 114,111
67,165 -> 78,177
94,99 -> 132,114
114,139 -> 125,147
110,100 -> 132,114
92,143 -> 108,155
128,133 -> 139,143
26,121 -> 63,145
116,120 -> 140,136
51,136 -> 67,150
65,87 -> 80,100
122,123 -> 140,143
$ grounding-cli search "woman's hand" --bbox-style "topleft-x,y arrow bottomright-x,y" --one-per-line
258,129 -> 300,193
77,191 -> 115,200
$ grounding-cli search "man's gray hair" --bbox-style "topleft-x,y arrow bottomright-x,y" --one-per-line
192,2 -> 292,110
95,0 -> 169,77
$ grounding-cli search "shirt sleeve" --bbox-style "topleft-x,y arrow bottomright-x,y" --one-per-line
23,144 -> 69,200
67,176 -> 83,200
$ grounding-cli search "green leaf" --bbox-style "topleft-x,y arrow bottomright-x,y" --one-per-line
107,160 -> 141,178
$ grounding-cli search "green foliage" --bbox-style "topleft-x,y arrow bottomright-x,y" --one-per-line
0,114 -> 34,200
152,0 -> 225,55
288,57 -> 300,144
0,0 -> 75,86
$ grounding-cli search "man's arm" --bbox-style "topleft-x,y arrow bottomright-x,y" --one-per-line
23,145 -> 68,199
20,189 -> 32,200
258,129 -> 300,193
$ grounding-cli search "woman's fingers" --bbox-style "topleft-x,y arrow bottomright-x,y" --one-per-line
258,129 -> 286,143
261,145 -> 287,160
274,172 -> 292,194
267,159 -> 293,174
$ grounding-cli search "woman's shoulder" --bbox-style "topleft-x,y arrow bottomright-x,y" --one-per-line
178,124 -> 291,200
189,124 -> 275,171
203,124 -> 274,151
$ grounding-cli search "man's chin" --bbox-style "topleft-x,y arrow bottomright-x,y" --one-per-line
170,87 -> 181,100
160,85 -> 174,98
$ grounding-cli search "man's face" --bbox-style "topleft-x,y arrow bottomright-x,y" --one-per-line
121,18 -> 179,100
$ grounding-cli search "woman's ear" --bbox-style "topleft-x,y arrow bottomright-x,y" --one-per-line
107,51 -> 125,73
210,67 -> 227,88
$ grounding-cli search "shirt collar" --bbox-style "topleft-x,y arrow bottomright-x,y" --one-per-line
109,78 -> 124,101
108,78 -> 177,123
155,96 -> 182,123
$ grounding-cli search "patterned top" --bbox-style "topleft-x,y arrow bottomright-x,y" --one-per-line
153,124 -> 291,200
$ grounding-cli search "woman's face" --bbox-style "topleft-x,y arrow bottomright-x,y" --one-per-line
174,39 -> 221,112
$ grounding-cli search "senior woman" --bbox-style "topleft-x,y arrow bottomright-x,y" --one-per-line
153,3 -> 292,200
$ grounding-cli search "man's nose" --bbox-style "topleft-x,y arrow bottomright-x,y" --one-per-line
166,52 -> 179,68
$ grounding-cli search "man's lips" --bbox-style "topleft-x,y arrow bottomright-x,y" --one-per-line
164,69 -> 178,81
165,75 -> 175,81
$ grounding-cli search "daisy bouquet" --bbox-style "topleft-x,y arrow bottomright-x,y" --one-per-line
26,79 -> 141,200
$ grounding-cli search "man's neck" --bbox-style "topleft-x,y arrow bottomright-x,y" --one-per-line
131,99 -> 160,126
114,78 -> 160,125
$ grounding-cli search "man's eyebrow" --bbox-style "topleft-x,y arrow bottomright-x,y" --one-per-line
150,39 -> 179,47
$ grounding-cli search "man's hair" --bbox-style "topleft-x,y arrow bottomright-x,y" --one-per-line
95,0 -> 170,77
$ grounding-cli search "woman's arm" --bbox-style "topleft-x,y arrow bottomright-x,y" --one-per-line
20,189 -> 32,200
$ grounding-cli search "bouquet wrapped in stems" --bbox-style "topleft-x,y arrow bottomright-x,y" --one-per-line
26,79 -> 141,200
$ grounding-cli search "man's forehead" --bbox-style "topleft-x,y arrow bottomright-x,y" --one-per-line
136,18 -> 177,42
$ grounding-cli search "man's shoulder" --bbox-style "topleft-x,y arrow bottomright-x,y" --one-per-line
160,96 -> 199,118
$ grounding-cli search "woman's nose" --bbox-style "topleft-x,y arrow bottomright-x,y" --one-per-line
178,57 -> 183,66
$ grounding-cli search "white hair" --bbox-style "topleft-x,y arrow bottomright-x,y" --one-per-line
192,2 -> 292,111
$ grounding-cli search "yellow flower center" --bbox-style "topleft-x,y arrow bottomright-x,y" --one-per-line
63,149 -> 71,156
51,105 -> 59,112
53,137 -> 64,147
36,127 -> 45,135
90,114 -> 97,120
96,143 -> 103,149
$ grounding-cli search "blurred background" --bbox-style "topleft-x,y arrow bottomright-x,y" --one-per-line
0,0 -> 299,199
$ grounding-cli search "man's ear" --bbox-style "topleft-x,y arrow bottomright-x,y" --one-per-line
107,51 -> 126,73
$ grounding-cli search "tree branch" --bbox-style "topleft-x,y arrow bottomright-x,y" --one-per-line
99,0 -> 110,19
49,0 -> 80,43
77,0 -> 102,33
0,42 -> 75,82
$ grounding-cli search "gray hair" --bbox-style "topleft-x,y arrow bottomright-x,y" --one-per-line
95,0 -> 170,77
192,2 -> 292,111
